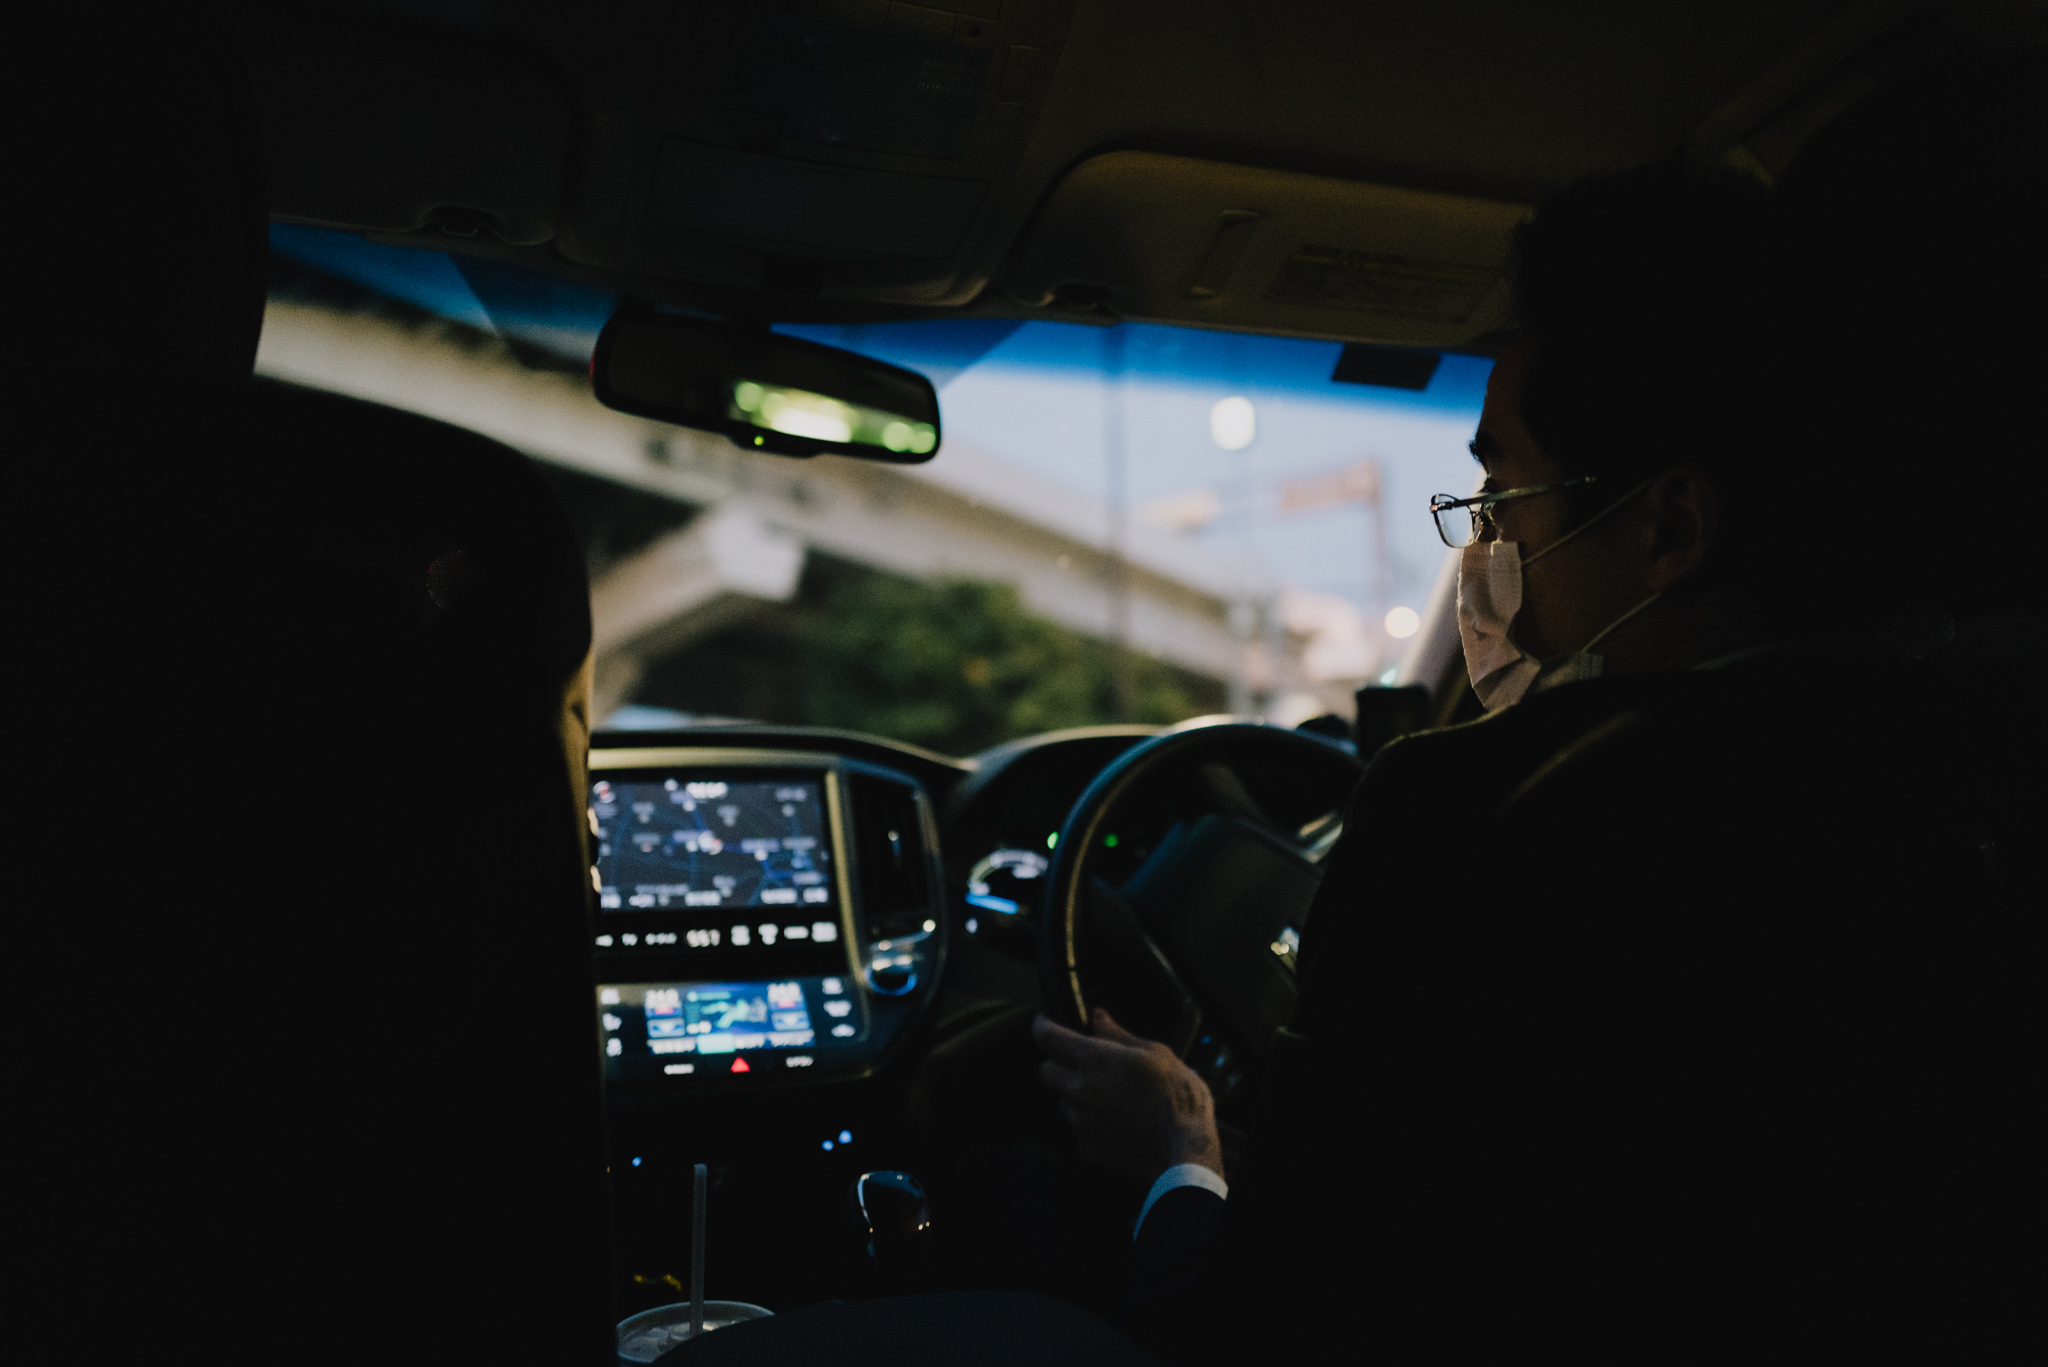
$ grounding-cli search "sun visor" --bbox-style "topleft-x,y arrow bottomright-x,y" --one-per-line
1003,153 -> 1530,348
257,15 -> 568,247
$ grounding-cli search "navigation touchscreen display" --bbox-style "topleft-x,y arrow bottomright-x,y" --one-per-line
593,775 -> 835,915
589,770 -> 852,982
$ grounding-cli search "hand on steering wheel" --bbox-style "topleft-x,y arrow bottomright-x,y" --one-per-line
1031,1006 -> 1224,1184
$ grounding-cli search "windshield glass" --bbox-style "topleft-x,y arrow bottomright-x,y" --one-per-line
263,227 -> 1488,755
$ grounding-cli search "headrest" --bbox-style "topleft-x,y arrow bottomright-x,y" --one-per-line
246,378 -> 593,698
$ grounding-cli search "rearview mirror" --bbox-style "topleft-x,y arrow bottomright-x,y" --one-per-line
591,308 -> 941,463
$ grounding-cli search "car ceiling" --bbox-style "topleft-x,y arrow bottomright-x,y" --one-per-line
256,1 -> 2038,349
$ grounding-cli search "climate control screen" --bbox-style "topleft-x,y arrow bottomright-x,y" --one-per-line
598,976 -> 865,1083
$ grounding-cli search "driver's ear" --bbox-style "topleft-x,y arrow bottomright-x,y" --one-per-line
1644,466 -> 1720,591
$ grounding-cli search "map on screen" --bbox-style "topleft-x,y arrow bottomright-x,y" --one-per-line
592,776 -> 833,913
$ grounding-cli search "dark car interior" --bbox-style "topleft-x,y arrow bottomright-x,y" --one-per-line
45,2 -> 2042,1362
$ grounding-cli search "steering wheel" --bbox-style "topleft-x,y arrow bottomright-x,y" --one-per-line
1039,721 -> 1362,1093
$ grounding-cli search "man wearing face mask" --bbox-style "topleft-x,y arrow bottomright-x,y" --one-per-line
1441,355 -> 1723,712
1042,161 -> 1787,1354
1036,114 -> 2041,1363
1430,153 -> 1800,714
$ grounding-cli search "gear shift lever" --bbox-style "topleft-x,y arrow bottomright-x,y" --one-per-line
851,1170 -> 932,1291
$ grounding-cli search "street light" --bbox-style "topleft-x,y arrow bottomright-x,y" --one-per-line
1209,396 -> 1255,450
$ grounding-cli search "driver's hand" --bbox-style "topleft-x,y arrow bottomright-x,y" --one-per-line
1032,1008 -> 1225,1185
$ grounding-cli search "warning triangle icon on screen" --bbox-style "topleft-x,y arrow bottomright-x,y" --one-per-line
730,1057 -> 751,1074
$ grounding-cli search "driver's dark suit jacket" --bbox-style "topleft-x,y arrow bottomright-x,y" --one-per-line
1124,634 -> 2038,1362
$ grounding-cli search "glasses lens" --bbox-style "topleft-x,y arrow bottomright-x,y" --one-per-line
1432,497 -> 1474,548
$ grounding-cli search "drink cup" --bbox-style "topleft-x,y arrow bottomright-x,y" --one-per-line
616,1300 -> 772,1363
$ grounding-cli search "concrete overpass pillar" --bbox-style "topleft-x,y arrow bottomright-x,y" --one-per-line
589,504 -> 805,719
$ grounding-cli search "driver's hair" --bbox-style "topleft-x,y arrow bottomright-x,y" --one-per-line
1511,47 -> 2047,628
1506,162 -> 1793,609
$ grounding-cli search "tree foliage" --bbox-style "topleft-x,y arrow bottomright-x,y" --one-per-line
800,575 -> 1208,755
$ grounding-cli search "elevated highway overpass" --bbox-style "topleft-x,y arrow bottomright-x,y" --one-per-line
256,298 -> 1274,720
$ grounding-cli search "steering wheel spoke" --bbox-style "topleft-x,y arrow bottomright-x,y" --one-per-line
1121,814 -> 1320,1068
1076,877 -> 1203,1058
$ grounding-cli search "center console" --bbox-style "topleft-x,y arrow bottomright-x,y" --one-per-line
587,746 -> 946,1093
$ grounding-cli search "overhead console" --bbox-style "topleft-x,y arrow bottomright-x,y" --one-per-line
588,746 -> 945,1094
1004,152 -> 1530,349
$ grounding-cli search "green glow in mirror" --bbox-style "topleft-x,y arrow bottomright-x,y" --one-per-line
731,381 -> 938,455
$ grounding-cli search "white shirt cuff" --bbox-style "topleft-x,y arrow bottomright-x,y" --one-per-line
1133,1161 -> 1228,1239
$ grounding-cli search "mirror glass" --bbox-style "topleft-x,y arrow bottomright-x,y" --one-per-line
592,309 -> 941,462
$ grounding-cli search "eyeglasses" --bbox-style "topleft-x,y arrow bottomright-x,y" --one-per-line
1428,476 -> 1599,548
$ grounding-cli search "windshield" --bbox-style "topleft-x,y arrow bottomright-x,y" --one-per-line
264,227 -> 1489,755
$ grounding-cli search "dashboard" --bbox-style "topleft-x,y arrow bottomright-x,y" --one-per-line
589,720 -> 1342,1104
586,728 -> 1162,1095
589,720 -> 1346,1313
589,744 -> 951,1094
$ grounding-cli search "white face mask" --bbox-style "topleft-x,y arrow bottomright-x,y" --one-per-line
1455,479 -> 1661,712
